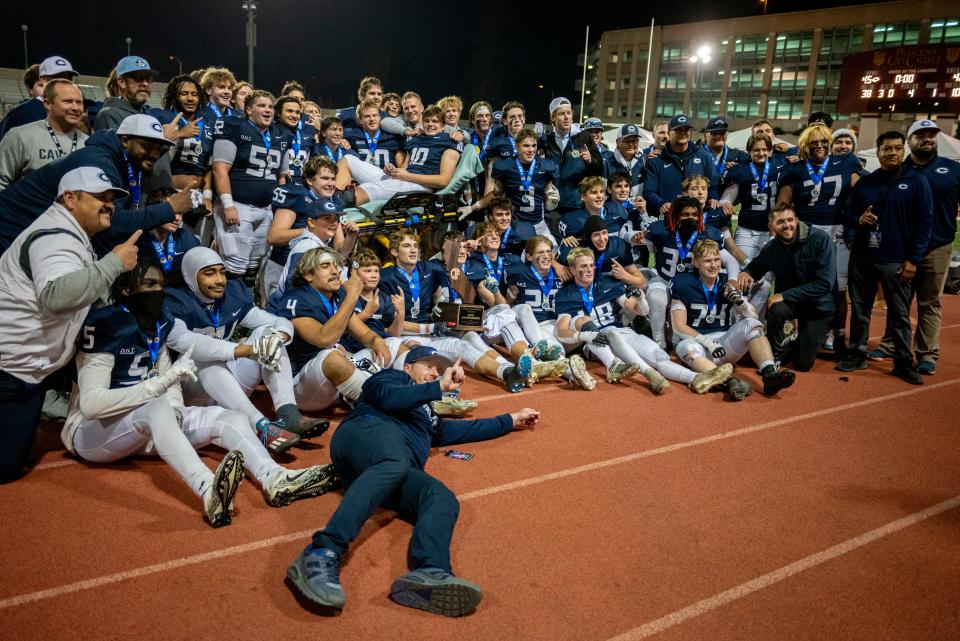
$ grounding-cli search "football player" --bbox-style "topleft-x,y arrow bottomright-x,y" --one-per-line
138,187 -> 200,287
232,81 -> 253,114
486,100 -> 527,160
199,67 -> 238,123
275,96 -> 314,182
351,248 -> 406,338
340,100 -> 407,182
671,240 -> 796,400
316,116 -> 355,164
335,76 -> 383,129
381,92 -> 401,117
66,257 -> 337,527
558,175 -> 628,240
211,90 -> 292,284
561,216 -> 645,290
699,117 -> 749,179
684,174 -> 748,265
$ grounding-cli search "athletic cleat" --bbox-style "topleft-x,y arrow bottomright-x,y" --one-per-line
725,377 -> 753,401
40,390 -> 70,421
531,339 -> 550,361
286,545 -> 346,609
528,358 -> 570,385
389,567 -> 483,617
643,368 -> 670,394
285,417 -> 331,441
567,354 -> 596,390
264,464 -> 338,507
605,359 -> 641,384
544,343 -> 564,362
760,365 -> 796,396
689,363 -> 734,394
502,365 -> 529,393
203,450 -> 244,528
255,418 -> 301,454
431,395 -> 479,417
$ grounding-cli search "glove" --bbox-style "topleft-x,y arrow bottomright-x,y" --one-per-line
697,334 -> 725,359
545,185 -> 560,211
431,304 -> 444,320
482,276 -> 500,294
572,330 -> 599,344
726,287 -> 745,307
593,329 -> 615,347
457,205 -> 474,220
144,346 -> 197,396
432,322 -> 453,337
626,287 -> 650,316
252,330 -> 285,372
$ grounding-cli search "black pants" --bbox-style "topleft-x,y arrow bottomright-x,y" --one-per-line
767,301 -> 832,371
848,256 -> 914,369
0,370 -> 44,483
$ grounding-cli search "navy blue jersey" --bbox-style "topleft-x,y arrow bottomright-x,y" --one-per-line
491,157 -> 558,224
724,157 -> 788,231
646,220 -> 724,281
778,154 -> 861,226
463,252 -> 515,291
169,116 -> 214,176
163,280 -> 255,341
344,127 -> 404,168
702,204 -> 732,231
558,203 -> 629,239
352,290 -> 397,339
379,260 -> 450,323
138,228 -> 199,285
554,275 -> 625,329
201,103 -> 238,125
405,133 -> 461,176
560,236 -> 634,274
284,122 -> 316,182
214,117 -> 291,207
79,305 -> 175,388
464,220 -> 535,256
700,144 -> 750,181
278,285 -> 362,373
671,272 -> 735,334
505,262 -> 560,321
268,185 -> 344,266
335,106 -> 391,131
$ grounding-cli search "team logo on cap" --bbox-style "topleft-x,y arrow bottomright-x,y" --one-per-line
324,201 -> 336,211
677,116 -> 687,123
55,59 -> 67,67
136,58 -> 147,68
716,119 -> 726,126
922,120 -> 934,127
150,123 -> 163,133
97,172 -> 109,182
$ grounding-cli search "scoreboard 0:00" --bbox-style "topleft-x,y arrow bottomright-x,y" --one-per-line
838,44 -> 960,113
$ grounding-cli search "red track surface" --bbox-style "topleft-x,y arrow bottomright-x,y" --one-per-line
3,298 -> 960,640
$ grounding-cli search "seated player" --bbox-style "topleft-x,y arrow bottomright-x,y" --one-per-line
165,247 -> 325,452
351,248 -> 405,339
463,221 -> 517,308
138,187 -> 200,288
671,240 -> 796,401
558,175 -> 628,241
555,247 -> 732,394
464,195 -> 534,257
339,100 -> 406,181
684,174 -> 748,265
560,216 -> 645,289
315,116 -> 356,164
64,258 -> 337,528
338,105 -> 461,207
606,170 -> 652,267
505,235 -> 596,390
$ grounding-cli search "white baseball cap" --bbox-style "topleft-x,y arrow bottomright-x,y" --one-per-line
38,56 -> 78,78
549,97 -> 572,115
907,119 -> 941,137
57,167 -> 130,198
116,114 -> 173,146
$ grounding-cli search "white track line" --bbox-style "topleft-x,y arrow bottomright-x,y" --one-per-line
2,377 -> 957,610
606,494 -> 960,641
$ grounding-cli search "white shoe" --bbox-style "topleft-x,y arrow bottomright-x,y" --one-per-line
203,451 -> 244,528
689,363 -> 734,394
263,464 -> 338,507
643,369 -> 670,395
41,390 -> 70,421
567,355 -> 596,390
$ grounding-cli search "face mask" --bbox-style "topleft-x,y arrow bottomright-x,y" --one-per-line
122,290 -> 166,332
679,218 -> 698,238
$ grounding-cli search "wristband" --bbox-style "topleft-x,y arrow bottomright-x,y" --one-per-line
203,189 -> 214,201
219,193 -> 235,209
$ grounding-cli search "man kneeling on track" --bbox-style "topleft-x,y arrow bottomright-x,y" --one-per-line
64,257 -> 337,528
671,240 -> 796,400
286,347 -> 539,617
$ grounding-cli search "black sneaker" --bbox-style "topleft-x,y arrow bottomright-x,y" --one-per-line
890,367 -> 923,385
389,567 -> 483,617
835,352 -> 868,372
760,365 -> 796,396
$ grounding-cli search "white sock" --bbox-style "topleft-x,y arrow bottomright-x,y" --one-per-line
336,369 -> 369,402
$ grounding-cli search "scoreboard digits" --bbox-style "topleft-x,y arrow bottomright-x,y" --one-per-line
838,44 -> 960,112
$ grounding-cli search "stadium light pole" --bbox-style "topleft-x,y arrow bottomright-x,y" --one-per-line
125,37 -> 132,57
21,25 -> 28,68
689,45 -> 712,118
169,55 -> 183,76
579,25 -> 589,122
242,0 -> 258,85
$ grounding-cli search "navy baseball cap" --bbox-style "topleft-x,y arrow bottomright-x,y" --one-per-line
705,117 -> 729,132
669,114 -> 693,130
583,117 -> 603,130
305,197 -> 343,218
618,124 -> 641,139
405,346 -> 453,370
116,56 -> 157,78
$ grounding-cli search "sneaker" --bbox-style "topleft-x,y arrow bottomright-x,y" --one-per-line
867,348 -> 891,361
285,417 -> 331,441
431,396 -> 479,417
689,363 -> 734,394
531,339 -> 550,361
642,368 -> 670,395
502,353 -> 532,393
725,377 -> 753,401
891,367 -> 923,385
567,354 -> 596,390
255,418 -> 301,454
605,358 -> 641,384
389,567 -> 483,617
835,352 -> 868,372
286,545 -> 346,609
263,464 -> 338,507
528,358 -> 569,385
203,450 -> 244,528
822,329 -> 835,351
41,390 -> 70,421
916,361 -> 936,375
760,365 -> 796,396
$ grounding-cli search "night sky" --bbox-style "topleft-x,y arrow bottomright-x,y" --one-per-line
2,0 -> 878,121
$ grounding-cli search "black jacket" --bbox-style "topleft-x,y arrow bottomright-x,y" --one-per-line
744,222 -> 836,314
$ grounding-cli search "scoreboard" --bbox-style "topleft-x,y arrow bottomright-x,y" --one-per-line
837,44 -> 960,113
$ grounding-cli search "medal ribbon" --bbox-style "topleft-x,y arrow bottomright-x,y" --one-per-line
750,158 -> 771,191
119,304 -> 161,368
150,234 -> 176,272
675,230 -> 699,262
579,285 -> 594,315
530,265 -> 555,301
398,266 -> 421,310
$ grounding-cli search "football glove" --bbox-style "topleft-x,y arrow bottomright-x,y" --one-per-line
696,334 -> 726,359
252,330 -> 285,372
482,276 -> 500,294
545,185 -> 560,211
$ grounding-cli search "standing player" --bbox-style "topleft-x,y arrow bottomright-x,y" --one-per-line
275,96 -> 314,183
671,240 -> 796,401
335,76 -> 383,130
558,175 -> 628,240
777,123 -> 861,352
199,68 -> 238,123
211,90 -> 292,285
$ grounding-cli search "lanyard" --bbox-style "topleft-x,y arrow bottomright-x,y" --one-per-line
363,128 -> 381,156
595,251 -> 606,273
45,121 -> 77,157
292,127 -> 302,157
515,157 -> 537,190
481,253 -> 504,281
322,144 -> 342,162
398,265 -> 420,305
508,135 -> 518,157
122,150 -> 141,205
209,104 -> 233,119
598,207 -> 606,221
621,198 -> 634,212
579,285 -> 594,315
314,289 -> 339,318
750,159 -> 771,191
675,229 -> 699,262
530,265 -> 555,300
472,128 -> 493,159
150,234 -> 176,272
713,146 -> 728,174
250,121 -> 271,152
119,304 -> 161,368
805,157 -> 828,186
500,226 -> 512,250
205,300 -> 222,327
701,279 -> 719,317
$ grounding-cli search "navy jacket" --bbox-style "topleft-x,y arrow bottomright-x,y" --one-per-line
846,167 -> 932,265
0,98 -> 46,141
744,223 -> 836,314
0,129 -> 175,255
539,129 -> 604,211
344,368 -> 513,469
903,155 -> 960,249
643,143 -> 720,214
